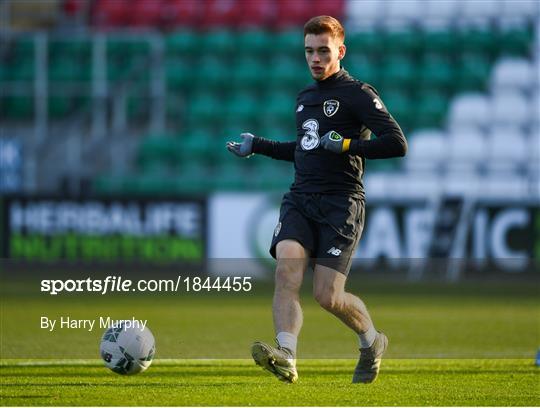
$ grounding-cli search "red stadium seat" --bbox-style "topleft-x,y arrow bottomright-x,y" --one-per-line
312,0 -> 344,20
200,0 -> 240,29
130,0 -> 164,28
162,0 -> 202,28
236,0 -> 276,28
92,0 -> 130,28
275,0 -> 312,29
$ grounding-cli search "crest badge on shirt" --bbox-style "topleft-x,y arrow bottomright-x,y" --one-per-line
323,99 -> 339,117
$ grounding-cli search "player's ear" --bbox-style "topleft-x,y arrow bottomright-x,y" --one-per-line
338,44 -> 346,60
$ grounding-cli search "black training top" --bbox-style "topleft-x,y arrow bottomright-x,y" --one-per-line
252,68 -> 407,199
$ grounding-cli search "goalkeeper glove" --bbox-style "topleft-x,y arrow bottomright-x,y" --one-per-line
320,130 -> 351,154
226,132 -> 254,158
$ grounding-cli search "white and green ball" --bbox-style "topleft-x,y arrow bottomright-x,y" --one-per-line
99,324 -> 155,375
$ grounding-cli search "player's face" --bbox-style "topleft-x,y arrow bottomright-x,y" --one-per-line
304,33 -> 345,81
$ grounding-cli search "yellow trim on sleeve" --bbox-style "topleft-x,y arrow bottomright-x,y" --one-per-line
342,138 -> 351,152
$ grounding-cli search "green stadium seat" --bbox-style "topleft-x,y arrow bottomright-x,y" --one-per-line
346,31 -> 383,57
421,29 -> 459,57
165,31 -> 199,56
418,55 -> 456,91
107,61 -> 123,82
346,55 -> 379,85
194,56 -> 229,90
224,91 -> 259,124
176,159 -> 215,193
267,56 -> 306,87
456,54 -> 491,91
185,92 -> 223,126
4,96 -> 33,119
49,39 -> 91,60
383,29 -> 423,56
261,88 -> 296,124
251,159 -> 294,190
498,27 -> 534,57
459,29 -> 499,58
274,29 -> 304,55
165,58 -> 196,90
237,29 -> 272,55
48,96 -> 72,118
201,29 -> 235,55
127,95 -> 150,119
212,162 -> 247,190
126,37 -> 151,58
381,91 -> 414,132
92,174 -> 125,195
414,91 -> 448,128
8,59 -> 33,81
259,123 -> 295,142
178,127 -> 216,163
124,173 -> 178,196
12,38 -> 35,60
231,57 -> 268,89
380,54 -> 417,88
137,135 -> 178,171
49,57 -> 85,82
107,37 -> 127,58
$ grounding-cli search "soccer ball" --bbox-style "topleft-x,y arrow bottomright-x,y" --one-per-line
99,323 -> 155,375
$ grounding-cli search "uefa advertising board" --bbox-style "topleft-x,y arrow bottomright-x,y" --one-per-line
0,196 -> 206,264
209,193 -> 539,275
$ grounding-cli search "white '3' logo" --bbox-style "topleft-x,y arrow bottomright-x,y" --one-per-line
300,119 -> 320,150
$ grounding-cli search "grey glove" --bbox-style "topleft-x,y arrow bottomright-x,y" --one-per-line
226,132 -> 254,158
320,130 -> 350,154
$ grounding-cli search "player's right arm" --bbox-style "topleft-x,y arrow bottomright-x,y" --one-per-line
227,133 -> 295,162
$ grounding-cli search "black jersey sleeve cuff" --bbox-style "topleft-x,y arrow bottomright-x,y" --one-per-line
252,137 -> 296,162
349,134 -> 407,159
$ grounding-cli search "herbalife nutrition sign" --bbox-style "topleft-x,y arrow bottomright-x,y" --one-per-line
1,197 -> 206,263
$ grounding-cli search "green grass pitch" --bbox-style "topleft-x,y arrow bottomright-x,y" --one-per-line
1,359 -> 537,406
1,280 -> 539,406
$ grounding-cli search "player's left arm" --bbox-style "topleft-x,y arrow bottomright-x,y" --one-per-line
320,84 -> 407,159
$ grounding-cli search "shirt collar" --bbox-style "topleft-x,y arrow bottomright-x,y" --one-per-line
316,68 -> 349,86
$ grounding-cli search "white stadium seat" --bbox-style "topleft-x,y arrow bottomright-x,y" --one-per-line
490,58 -> 537,93
345,0 -> 383,30
421,0 -> 459,28
491,90 -> 532,129
499,0 -> 540,26
404,129 -> 448,173
485,129 -> 529,174
447,129 -> 486,174
382,0 -> 422,27
528,132 -> 540,179
458,0 -> 500,27
447,93 -> 490,131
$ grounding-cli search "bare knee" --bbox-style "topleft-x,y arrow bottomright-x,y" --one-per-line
274,240 -> 308,294
275,262 -> 303,293
313,287 -> 342,312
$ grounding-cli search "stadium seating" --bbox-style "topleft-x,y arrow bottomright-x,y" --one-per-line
1,0 -> 538,196
404,130 -> 448,174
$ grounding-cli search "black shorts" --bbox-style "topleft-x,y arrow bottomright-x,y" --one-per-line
269,192 -> 365,275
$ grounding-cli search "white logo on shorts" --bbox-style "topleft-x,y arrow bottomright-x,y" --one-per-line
327,247 -> 342,256
274,222 -> 282,237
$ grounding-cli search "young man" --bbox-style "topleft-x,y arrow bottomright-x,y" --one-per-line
227,16 -> 407,384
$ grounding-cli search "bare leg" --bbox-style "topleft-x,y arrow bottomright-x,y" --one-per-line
273,240 -> 310,337
312,264 -> 373,334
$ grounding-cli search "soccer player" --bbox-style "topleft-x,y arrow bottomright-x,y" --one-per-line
227,15 -> 407,384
